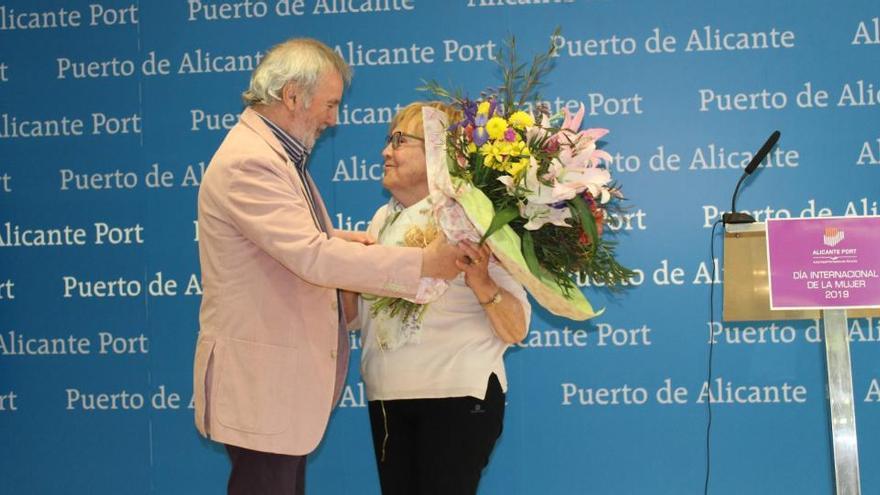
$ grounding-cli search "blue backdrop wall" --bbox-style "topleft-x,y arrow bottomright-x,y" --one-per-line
1,1 -> 879,493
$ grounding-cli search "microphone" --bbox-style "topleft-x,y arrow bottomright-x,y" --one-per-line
721,130 -> 781,224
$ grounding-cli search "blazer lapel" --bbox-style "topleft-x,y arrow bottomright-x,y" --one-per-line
239,108 -> 324,231
239,107 -> 288,160
304,172 -> 334,234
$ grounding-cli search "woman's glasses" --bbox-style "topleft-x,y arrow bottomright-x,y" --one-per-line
385,131 -> 424,150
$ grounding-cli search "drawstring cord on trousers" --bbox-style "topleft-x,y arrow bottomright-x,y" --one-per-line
380,400 -> 389,462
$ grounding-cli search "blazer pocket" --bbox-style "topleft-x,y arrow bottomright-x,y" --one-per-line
192,338 -> 217,435
216,339 -> 296,435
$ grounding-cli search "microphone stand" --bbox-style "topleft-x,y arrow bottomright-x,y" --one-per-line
721,130 -> 781,225
722,174 -> 757,224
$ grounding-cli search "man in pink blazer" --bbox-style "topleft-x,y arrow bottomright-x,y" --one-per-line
193,38 -> 462,494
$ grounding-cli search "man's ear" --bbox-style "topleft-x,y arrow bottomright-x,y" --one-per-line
282,83 -> 298,110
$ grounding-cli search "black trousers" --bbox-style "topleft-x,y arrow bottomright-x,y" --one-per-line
225,444 -> 306,495
368,374 -> 505,495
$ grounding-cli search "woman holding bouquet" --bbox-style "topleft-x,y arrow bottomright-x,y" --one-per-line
345,101 -> 531,495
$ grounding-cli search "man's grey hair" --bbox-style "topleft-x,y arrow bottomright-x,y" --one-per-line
242,38 -> 352,107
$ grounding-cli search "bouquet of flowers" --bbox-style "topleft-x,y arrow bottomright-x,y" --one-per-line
419,32 -> 634,320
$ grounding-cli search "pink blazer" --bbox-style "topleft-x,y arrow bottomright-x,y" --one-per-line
193,108 -> 422,456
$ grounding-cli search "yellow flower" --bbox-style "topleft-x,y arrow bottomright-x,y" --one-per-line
510,141 -> 530,157
508,158 -> 530,177
485,117 -> 508,140
466,142 -> 477,154
481,142 -> 510,170
479,143 -> 496,166
508,111 -> 535,130
477,101 -> 491,115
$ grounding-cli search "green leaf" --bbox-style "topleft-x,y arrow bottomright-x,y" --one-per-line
521,231 -> 542,277
479,205 -> 520,245
569,195 -> 598,251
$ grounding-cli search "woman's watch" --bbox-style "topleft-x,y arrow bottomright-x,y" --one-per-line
479,288 -> 503,307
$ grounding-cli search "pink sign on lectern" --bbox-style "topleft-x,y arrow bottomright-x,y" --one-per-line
766,216 -> 880,310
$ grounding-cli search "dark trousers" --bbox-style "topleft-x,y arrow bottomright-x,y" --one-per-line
225,444 -> 306,495
368,374 -> 505,495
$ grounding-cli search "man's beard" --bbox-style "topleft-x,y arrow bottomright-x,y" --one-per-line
290,116 -> 321,149
300,130 -> 317,149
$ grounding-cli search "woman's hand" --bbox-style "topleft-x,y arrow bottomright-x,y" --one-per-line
457,240 -> 528,344
456,240 -> 496,296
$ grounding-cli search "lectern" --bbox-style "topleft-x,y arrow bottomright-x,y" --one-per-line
724,218 -> 880,495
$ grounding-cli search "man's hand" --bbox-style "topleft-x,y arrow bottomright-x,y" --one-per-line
421,234 -> 465,280
334,230 -> 376,245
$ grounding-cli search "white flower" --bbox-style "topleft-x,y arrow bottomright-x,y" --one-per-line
521,158 -> 559,205
514,158 -> 573,230
554,166 -> 613,203
521,202 -> 572,230
525,114 -> 552,142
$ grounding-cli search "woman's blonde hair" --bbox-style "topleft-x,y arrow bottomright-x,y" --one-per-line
390,101 -> 462,137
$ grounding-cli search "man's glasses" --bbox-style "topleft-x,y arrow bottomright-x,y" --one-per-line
385,131 -> 424,150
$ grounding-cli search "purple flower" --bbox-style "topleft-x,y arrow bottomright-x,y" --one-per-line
475,114 -> 488,127
488,98 -> 498,118
504,127 -> 517,142
461,100 -> 477,126
473,127 -> 489,147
